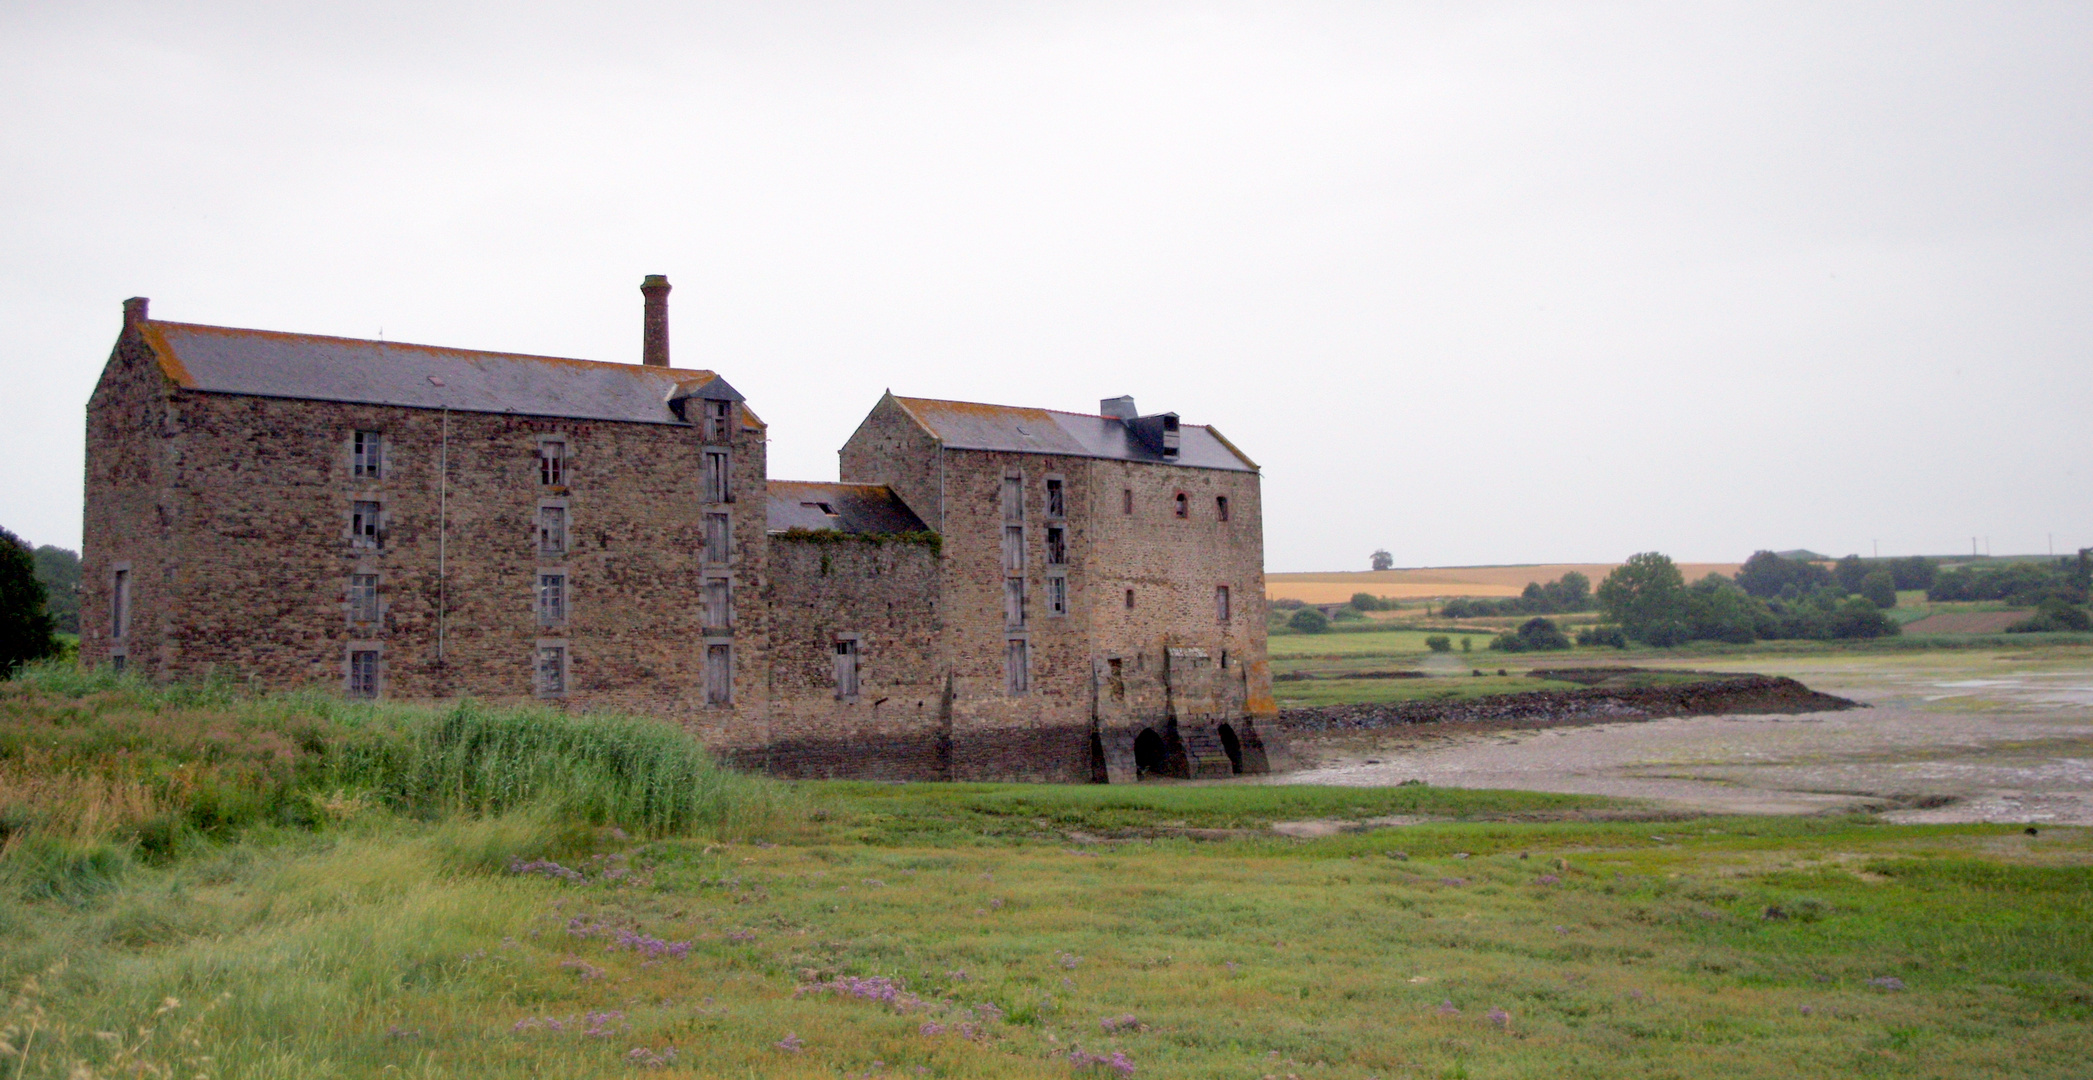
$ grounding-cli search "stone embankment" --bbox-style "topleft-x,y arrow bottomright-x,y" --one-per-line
1277,674 -> 1859,735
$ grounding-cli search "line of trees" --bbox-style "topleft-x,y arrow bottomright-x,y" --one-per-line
1439,572 -> 1592,619
1592,551 -> 1902,647
2,527 -> 63,675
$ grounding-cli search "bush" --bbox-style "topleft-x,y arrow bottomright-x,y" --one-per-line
1828,596 -> 1900,640
1424,635 -> 1452,652
1860,568 -> 1898,608
1488,617 -> 1572,652
1287,608 -> 1329,634
1460,637 -> 1473,653
2007,599 -> 2093,633
1349,592 -> 1393,612
1330,607 -> 1366,622
1576,625 -> 1628,648
0,527 -> 59,677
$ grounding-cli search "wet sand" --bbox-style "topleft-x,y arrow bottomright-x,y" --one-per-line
1270,649 -> 2093,824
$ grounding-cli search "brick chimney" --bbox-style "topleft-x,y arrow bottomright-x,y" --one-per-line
641,275 -> 671,367
123,297 -> 149,332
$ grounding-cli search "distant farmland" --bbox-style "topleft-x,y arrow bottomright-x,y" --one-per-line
1267,562 -> 1744,604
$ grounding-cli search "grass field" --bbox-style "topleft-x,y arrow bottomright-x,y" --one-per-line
4,667 -> 2092,1079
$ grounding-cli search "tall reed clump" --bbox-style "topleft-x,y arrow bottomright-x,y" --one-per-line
1,661 -> 795,895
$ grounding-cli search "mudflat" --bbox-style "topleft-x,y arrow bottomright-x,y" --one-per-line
1271,648 -> 2093,824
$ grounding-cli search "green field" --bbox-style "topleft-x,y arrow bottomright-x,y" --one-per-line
4,666 -> 2091,1079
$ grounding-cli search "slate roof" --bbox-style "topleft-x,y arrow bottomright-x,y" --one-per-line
890,396 -> 1256,472
137,320 -> 758,428
766,481 -> 928,535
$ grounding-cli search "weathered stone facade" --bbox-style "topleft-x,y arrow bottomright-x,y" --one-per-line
81,289 -> 1281,782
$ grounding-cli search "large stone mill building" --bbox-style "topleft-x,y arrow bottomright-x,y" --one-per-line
80,279 -> 1283,782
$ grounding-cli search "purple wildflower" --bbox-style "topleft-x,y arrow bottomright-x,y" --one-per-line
1439,878 -> 1468,887
1437,1000 -> 1459,1016
974,1002 -> 1006,1022
583,1011 -> 628,1037
1536,874 -> 1561,885
946,970 -> 970,982
726,929 -> 759,943
1056,952 -> 1082,969
561,958 -> 607,980
776,1033 -> 804,1053
1868,977 -> 1907,991
919,1022 -> 946,1036
613,928 -> 691,959
1099,1014 -> 1141,1033
625,1045 -> 678,1068
797,975 -> 925,1012
510,858 -> 586,883
1067,1047 -> 1136,1076
1799,1004 -> 1814,1016
1485,1007 -> 1510,1030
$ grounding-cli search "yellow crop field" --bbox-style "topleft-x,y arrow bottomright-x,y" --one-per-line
1267,562 -> 1744,604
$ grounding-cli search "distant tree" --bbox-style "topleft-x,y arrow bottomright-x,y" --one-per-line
1542,571 -> 1592,613
1860,568 -> 1898,609
1370,550 -> 1394,571
1288,608 -> 1329,634
1424,635 -> 1452,652
1736,550 -> 1834,599
1576,624 -> 1628,648
1888,555 -> 1938,591
1349,592 -> 1385,612
1828,596 -> 1899,639
1,527 -> 60,676
1459,636 -> 1473,653
2007,598 -> 2092,633
1684,574 -> 1762,644
1834,554 -> 1871,594
32,544 -> 79,635
1597,552 -> 1689,644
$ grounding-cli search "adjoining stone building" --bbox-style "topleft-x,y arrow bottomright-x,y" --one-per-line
80,279 -> 1283,782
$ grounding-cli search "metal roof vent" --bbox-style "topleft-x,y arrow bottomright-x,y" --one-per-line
1126,412 -> 1181,459
1100,395 -> 1137,420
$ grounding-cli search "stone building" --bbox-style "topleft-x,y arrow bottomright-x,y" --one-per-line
79,279 -> 1282,782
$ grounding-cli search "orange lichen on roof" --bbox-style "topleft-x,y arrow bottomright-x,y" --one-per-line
136,322 -> 194,387
146,320 -> 717,380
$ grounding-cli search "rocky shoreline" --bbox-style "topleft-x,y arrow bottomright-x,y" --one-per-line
1275,673 -> 1860,735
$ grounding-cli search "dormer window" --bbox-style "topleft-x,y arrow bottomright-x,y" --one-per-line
1161,414 -> 1180,459
703,399 -> 733,442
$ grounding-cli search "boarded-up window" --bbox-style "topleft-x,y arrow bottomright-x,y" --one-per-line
111,568 -> 129,638
353,430 -> 382,479
349,649 -> 379,698
540,440 -> 566,486
705,644 -> 733,705
1046,478 -> 1064,518
1216,495 -> 1230,522
702,577 -> 731,629
704,450 -> 732,502
1004,638 -> 1029,694
1047,575 -> 1068,616
1046,526 -> 1066,565
1216,585 -> 1231,622
1004,577 -> 1025,628
352,501 -> 382,548
1002,526 -> 1024,573
538,573 -> 566,625
703,399 -> 733,442
349,574 -> 379,624
537,505 -> 566,556
833,639 -> 859,699
537,645 -> 565,695
1001,476 -> 1023,520
704,512 -> 731,563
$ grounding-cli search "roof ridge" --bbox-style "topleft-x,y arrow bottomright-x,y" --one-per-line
893,394 -> 1207,427
150,320 -> 714,377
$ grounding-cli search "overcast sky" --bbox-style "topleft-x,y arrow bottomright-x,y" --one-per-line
3,2 -> 2088,571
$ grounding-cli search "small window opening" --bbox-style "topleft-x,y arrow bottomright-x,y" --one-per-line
704,512 -> 731,563
703,450 -> 732,502
110,654 -> 126,675
111,568 -> 130,638
353,501 -> 382,548
1216,585 -> 1231,622
702,577 -> 731,629
1046,526 -> 1066,566
1216,495 -> 1230,522
1002,475 -> 1024,520
1122,488 -> 1133,515
349,649 -> 379,699
1004,638 -> 1029,694
537,505 -> 566,556
1004,578 -> 1026,628
540,440 -> 566,486
353,430 -> 382,479
1107,657 -> 1125,701
1046,479 -> 1064,518
538,573 -> 567,625
1047,575 -> 1068,616
833,639 -> 860,699
1174,492 -> 1189,518
349,573 -> 379,624
1125,588 -> 1135,610
1002,526 -> 1025,573
537,645 -> 566,695
705,643 -> 733,705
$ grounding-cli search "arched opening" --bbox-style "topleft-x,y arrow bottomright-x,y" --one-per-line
1089,732 -> 1109,784
1216,723 -> 1243,774
1133,728 -> 1167,779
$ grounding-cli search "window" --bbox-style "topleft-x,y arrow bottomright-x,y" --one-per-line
1216,495 -> 1230,522
537,505 -> 566,556
704,450 -> 731,502
1046,478 -> 1064,518
1125,588 -> 1135,610
1216,585 -> 1232,622
538,572 -> 567,625
1047,575 -> 1068,616
1122,488 -> 1134,515
704,512 -> 731,563
703,399 -> 733,442
702,577 -> 731,629
349,649 -> 379,698
1107,657 -> 1124,701
353,430 -> 382,478
537,645 -> 566,695
1004,638 -> 1029,694
1002,526 -> 1025,573
349,574 -> 379,624
111,568 -> 129,638
1004,577 -> 1026,628
1045,526 -> 1066,566
833,638 -> 860,699
540,440 -> 566,486
1001,475 -> 1023,520
352,501 -> 382,548
705,643 -> 733,705
1174,492 -> 1189,518
110,654 -> 126,675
